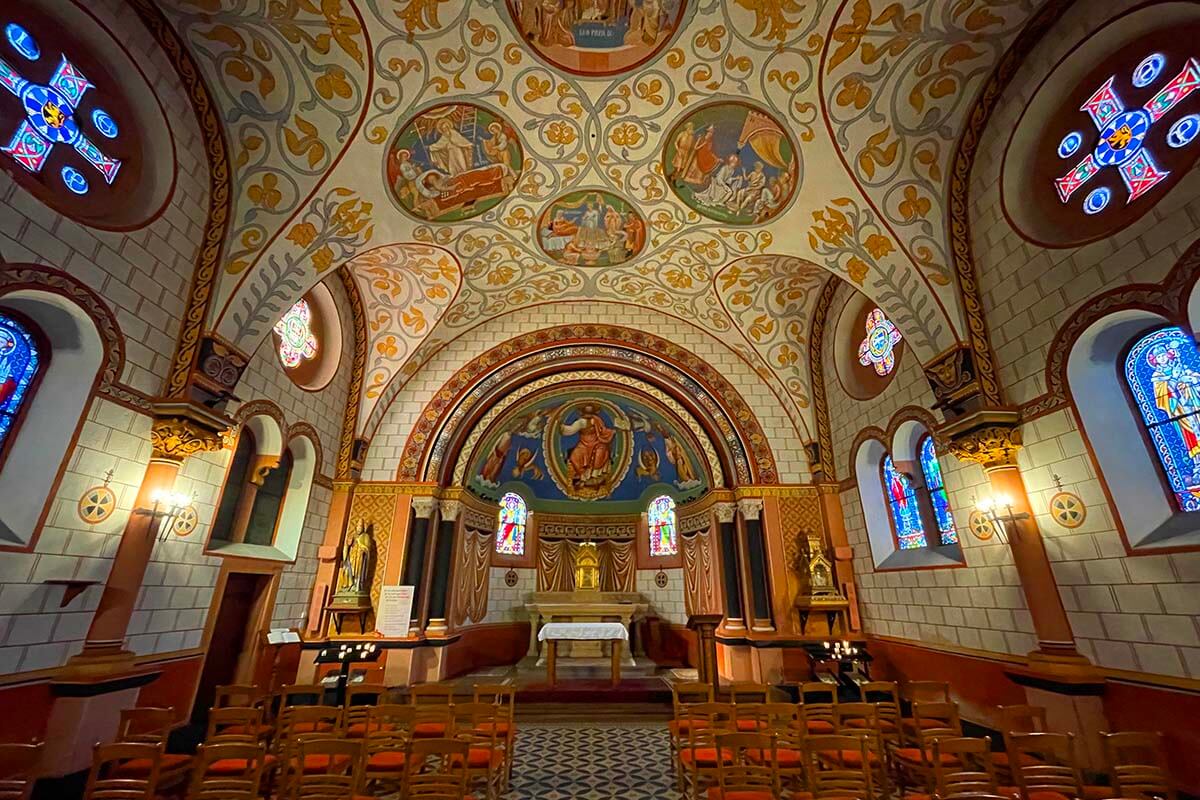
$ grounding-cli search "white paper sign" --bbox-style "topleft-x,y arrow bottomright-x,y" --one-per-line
376,585 -> 415,638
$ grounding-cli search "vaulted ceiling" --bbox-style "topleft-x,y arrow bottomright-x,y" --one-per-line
160,0 -> 1041,440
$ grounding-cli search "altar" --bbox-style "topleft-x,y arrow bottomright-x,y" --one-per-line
525,591 -> 648,665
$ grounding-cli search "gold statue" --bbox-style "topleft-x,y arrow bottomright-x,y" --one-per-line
573,540 -> 600,591
335,519 -> 374,599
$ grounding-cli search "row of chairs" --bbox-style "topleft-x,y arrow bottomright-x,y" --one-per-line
667,680 -> 1175,800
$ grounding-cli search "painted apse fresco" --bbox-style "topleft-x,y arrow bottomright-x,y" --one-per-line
537,190 -> 646,267
506,0 -> 687,77
468,387 -> 709,512
386,103 -> 523,223
664,102 -> 799,225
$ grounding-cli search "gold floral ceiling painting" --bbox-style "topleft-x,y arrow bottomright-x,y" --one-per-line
160,0 -> 1040,452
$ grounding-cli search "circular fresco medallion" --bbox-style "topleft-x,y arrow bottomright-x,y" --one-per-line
663,101 -> 799,225
968,510 -> 996,541
504,569 -> 519,587
78,485 -> 116,524
506,0 -> 687,78
1049,491 -> 1086,529
172,504 -> 199,537
542,397 -> 635,500
654,570 -> 669,588
386,103 -> 523,223
537,190 -> 645,267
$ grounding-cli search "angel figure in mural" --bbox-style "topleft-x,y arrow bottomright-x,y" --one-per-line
479,430 -> 513,487
337,520 -> 374,597
562,404 -> 627,490
1149,339 -> 1200,479
663,429 -> 699,488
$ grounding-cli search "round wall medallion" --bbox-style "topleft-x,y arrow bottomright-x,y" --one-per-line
386,102 -> 522,223
172,504 -> 199,537
77,485 -> 115,524
654,569 -> 669,589
537,189 -> 645,267
1049,491 -> 1086,529
968,510 -> 996,541
504,569 -> 519,587
663,101 -> 800,225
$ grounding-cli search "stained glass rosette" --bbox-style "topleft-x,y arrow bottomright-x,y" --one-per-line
858,308 -> 903,377
883,455 -> 926,550
1125,326 -> 1200,512
496,492 -> 527,555
0,313 -> 41,449
649,494 -> 677,557
920,437 -> 959,545
273,299 -> 318,369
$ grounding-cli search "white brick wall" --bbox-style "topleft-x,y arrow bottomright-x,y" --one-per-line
361,302 -> 810,483
636,568 -> 687,625
482,567 -> 535,625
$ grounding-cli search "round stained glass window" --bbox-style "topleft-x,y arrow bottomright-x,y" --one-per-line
857,308 -> 903,377
273,299 -> 318,369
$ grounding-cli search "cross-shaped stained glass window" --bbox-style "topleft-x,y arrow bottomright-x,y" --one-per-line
274,299 -> 319,369
858,308 -> 903,377
0,22 -> 121,196
1055,53 -> 1200,214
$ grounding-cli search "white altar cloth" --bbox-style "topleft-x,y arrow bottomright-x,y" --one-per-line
538,621 -> 628,641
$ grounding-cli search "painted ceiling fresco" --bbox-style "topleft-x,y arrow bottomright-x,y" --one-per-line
160,0 -> 1041,442
464,385 -> 712,513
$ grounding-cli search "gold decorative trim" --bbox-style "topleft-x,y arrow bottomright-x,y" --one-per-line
940,409 -> 1022,471
734,485 -> 819,498
807,276 -> 840,480
336,267 -> 368,479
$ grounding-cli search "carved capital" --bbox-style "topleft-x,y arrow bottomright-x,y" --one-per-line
714,502 -> 737,524
737,498 -> 763,521
150,401 -> 231,463
439,498 -> 461,521
924,345 -> 979,414
411,496 -> 437,519
941,409 -> 1022,471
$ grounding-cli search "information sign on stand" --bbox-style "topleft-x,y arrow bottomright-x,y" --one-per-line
375,585 -> 415,638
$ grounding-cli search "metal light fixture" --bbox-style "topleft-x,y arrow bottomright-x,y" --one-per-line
974,493 -> 1030,543
137,489 -> 194,540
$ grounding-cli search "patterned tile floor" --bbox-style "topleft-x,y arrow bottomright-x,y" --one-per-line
501,724 -> 683,799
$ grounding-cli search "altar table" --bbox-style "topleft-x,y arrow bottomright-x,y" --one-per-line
538,622 -> 628,687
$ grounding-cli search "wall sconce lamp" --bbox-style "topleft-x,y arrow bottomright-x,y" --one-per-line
137,490 -> 194,540
974,493 -> 1029,543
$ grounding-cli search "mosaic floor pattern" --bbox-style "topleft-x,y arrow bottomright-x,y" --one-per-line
502,724 -> 682,800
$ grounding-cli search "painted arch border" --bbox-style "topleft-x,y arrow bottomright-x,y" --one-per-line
392,324 -> 778,485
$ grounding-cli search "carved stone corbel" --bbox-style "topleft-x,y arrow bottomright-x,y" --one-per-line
149,401 -> 231,463
941,408 -> 1022,471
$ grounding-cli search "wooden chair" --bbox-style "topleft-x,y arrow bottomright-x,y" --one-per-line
451,702 -> 505,800
832,702 -> 889,796
205,706 -> 267,745
272,705 -> 344,795
472,684 -> 516,790
799,682 -> 837,735
402,738 -> 470,800
858,681 -> 902,739
360,705 -> 417,797
1008,732 -> 1086,800
678,702 -> 735,800
1102,731 -> 1175,800
213,684 -> 265,710
729,682 -> 770,731
930,736 -> 1000,799
408,683 -> 456,706
287,738 -> 364,800
111,708 -> 191,788
340,683 -> 389,738
0,742 -> 42,800
904,681 -> 951,703
669,681 -> 716,786
83,742 -> 162,800
409,684 -> 455,738
892,701 -> 962,793
996,705 -> 1048,785
804,734 -> 875,800
187,742 -> 266,799
713,732 -> 780,800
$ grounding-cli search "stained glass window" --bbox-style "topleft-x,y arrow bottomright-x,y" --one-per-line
1055,54 -> 1200,211
1124,326 -> 1200,512
0,24 -> 123,193
882,455 -> 926,550
273,298 -> 318,369
0,313 -> 42,452
919,436 -> 958,545
496,492 -> 527,556
858,308 -> 903,376
648,494 -> 677,557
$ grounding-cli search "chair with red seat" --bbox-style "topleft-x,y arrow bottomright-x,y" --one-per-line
804,734 -> 876,800
892,701 -> 962,794
929,736 -> 1000,800
402,738 -> 469,800
728,682 -> 771,730
83,742 -> 163,800
409,684 -> 455,739
112,707 -> 192,789
205,706 -> 267,744
857,682 -> 902,741
213,684 -> 266,710
287,738 -> 368,800
272,705 -> 345,796
900,682 -> 951,745
360,705 -> 417,797
996,705 -> 1048,786
711,732 -> 780,800
669,681 -> 716,788
679,702 -> 736,800
186,742 -> 266,800
0,742 -> 42,800
832,702 -> 889,797
472,684 -> 516,790
450,702 -> 505,800
745,703 -> 804,793
799,682 -> 837,735
1009,732 -> 1087,800
1102,731 -> 1175,800
341,684 -> 390,738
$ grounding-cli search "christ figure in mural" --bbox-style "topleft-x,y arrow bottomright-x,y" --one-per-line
561,405 -> 616,490
1149,340 -> 1200,480
428,118 -> 474,177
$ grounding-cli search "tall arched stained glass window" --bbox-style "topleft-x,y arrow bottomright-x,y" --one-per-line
919,436 -> 959,545
496,492 -> 527,555
1124,326 -> 1200,512
882,455 -> 926,550
648,494 -> 677,557
0,312 -> 43,453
